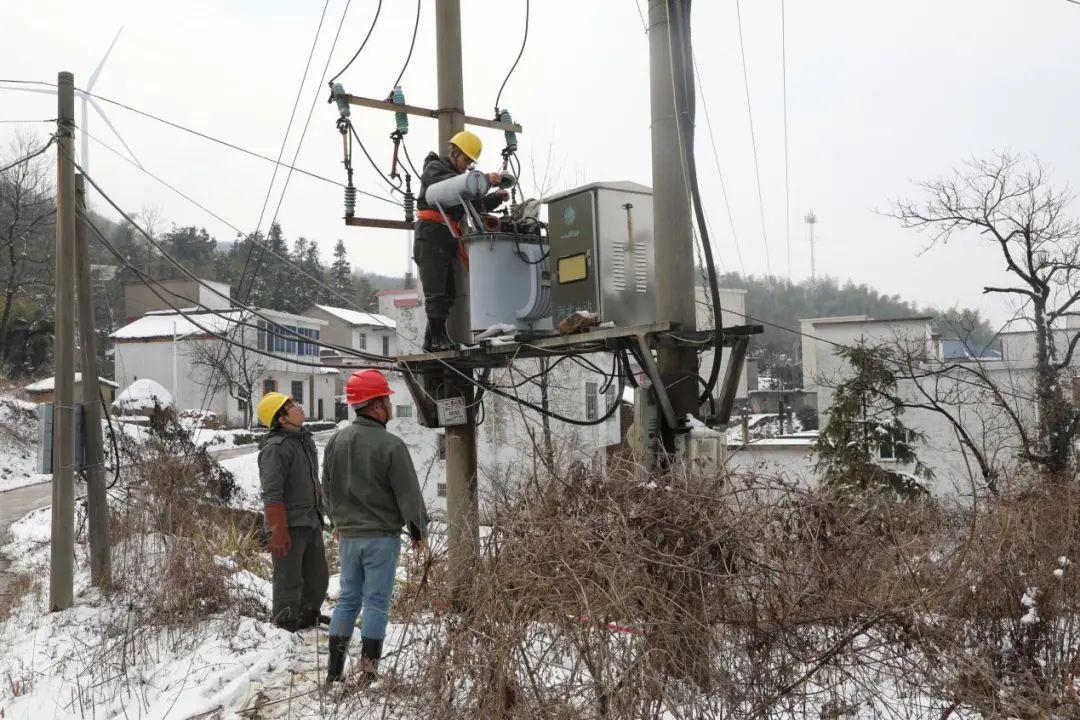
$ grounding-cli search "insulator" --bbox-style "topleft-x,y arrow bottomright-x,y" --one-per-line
331,83 -> 351,118
344,184 -> 356,218
403,190 -> 415,224
499,109 -> 518,154
391,86 -> 409,136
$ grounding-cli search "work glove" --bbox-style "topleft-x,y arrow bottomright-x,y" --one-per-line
264,502 -> 292,558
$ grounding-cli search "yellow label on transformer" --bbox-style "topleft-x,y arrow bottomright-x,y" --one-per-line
558,253 -> 588,284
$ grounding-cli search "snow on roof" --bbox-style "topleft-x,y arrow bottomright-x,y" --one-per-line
375,288 -> 419,297
111,309 -> 245,341
313,305 -> 396,329
113,378 -> 173,411
25,373 -> 119,392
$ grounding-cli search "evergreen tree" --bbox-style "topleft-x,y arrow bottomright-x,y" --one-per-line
326,239 -> 354,304
813,342 -> 931,497
248,222 -> 290,310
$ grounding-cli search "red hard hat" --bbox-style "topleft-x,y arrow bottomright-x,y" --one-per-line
345,369 -> 394,405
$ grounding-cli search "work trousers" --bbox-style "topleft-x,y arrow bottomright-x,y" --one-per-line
271,526 -> 330,625
413,224 -> 457,320
329,535 -> 401,641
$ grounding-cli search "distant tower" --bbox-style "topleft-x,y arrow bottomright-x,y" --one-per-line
804,210 -> 818,280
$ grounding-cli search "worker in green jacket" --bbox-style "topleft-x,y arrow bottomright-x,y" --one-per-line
257,391 -> 329,632
321,369 -> 429,685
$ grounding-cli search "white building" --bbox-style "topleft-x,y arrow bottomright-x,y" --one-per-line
696,286 -> 751,402
111,308 -> 338,427
306,305 -> 398,359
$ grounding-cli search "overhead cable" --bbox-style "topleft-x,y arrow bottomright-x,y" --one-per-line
493,0 -> 530,114
327,0 -> 383,86
389,0 -> 422,94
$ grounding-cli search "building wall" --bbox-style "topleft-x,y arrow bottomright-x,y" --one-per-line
696,287 -> 750,400
123,279 -> 230,323
113,321 -> 337,427
725,441 -> 817,484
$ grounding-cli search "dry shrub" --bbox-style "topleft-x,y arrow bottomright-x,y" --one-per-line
369,464 -> 966,720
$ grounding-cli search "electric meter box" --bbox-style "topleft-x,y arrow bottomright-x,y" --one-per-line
544,181 -> 656,327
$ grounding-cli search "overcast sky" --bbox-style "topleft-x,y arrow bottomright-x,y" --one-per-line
4,0 -> 1080,328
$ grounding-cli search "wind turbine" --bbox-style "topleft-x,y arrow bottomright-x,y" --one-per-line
1,27 -> 142,173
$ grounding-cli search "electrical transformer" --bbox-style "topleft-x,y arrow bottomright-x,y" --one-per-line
544,181 -> 656,327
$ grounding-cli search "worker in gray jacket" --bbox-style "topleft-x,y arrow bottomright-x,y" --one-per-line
322,369 -> 429,684
256,391 -> 329,632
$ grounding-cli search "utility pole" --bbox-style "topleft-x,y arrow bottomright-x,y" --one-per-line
74,173 -> 111,586
436,0 -> 480,598
805,210 -> 817,281
51,71 -> 76,611
648,0 -> 699,445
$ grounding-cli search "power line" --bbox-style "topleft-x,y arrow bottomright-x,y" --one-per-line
632,0 -> 648,33
243,0 -> 333,297
0,79 -> 398,202
493,0 -> 530,114
0,135 -> 55,174
69,152 -> 394,364
389,0 -> 422,94
241,0 -> 356,302
781,0 -> 791,282
692,50 -> 746,278
733,0 -> 773,277
327,0 -> 383,86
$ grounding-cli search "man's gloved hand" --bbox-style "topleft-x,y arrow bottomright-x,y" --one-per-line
264,503 -> 292,558
494,189 -> 510,201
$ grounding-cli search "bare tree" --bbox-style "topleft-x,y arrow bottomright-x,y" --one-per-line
186,338 -> 269,427
894,153 -> 1080,477
0,131 -> 55,368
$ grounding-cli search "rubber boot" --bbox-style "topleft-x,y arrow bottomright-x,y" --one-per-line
426,317 -> 454,352
326,635 -> 350,683
358,636 -> 383,687
422,322 -> 433,352
297,608 -> 331,630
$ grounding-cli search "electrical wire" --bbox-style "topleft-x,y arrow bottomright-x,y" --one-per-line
389,0 -> 422,94
400,137 -> 423,179
69,154 -> 395,364
348,122 -> 405,194
241,0 -> 359,302
692,50 -> 745,277
733,0 -> 773,277
493,0 -> 530,115
0,79 -> 395,199
632,0 -> 648,32
0,135 -> 55,174
781,0 -> 791,281
241,0 -> 333,301
327,0 -> 383,86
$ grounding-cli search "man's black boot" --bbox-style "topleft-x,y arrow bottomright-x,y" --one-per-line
422,322 -> 433,352
426,317 -> 454,351
358,636 -> 384,686
297,608 -> 331,630
326,635 -> 350,683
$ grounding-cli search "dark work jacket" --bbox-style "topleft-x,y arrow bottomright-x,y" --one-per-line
258,427 -> 324,529
321,415 -> 429,541
415,152 -> 504,244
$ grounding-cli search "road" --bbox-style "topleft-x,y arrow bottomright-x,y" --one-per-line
0,434 -> 309,599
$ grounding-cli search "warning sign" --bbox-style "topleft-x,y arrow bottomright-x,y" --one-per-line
437,396 -> 467,426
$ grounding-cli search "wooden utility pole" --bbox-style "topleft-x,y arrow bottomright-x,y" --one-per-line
74,173 -> 111,586
649,0 -> 699,445
51,71 -> 76,611
436,0 -> 480,597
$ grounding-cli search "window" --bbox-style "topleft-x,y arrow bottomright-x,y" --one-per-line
257,321 -> 267,350
396,404 -> 413,418
879,429 -> 917,461
263,378 -> 277,394
317,399 -> 324,420
285,325 -> 298,355
382,335 -> 390,357
437,483 -> 447,498
358,333 -> 367,350
585,381 -> 599,421
291,380 -> 304,403
436,432 -> 446,460
605,385 -> 615,419
238,398 -> 248,412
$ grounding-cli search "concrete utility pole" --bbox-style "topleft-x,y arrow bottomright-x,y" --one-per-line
648,0 -> 699,441
435,0 -> 480,598
51,71 -> 76,611
74,173 -> 111,586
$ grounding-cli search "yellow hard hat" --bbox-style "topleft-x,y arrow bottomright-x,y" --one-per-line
449,130 -> 482,162
257,392 -> 292,428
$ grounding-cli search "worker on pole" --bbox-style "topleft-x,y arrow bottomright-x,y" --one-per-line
321,370 -> 430,685
257,392 -> 330,631
414,130 -> 509,351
